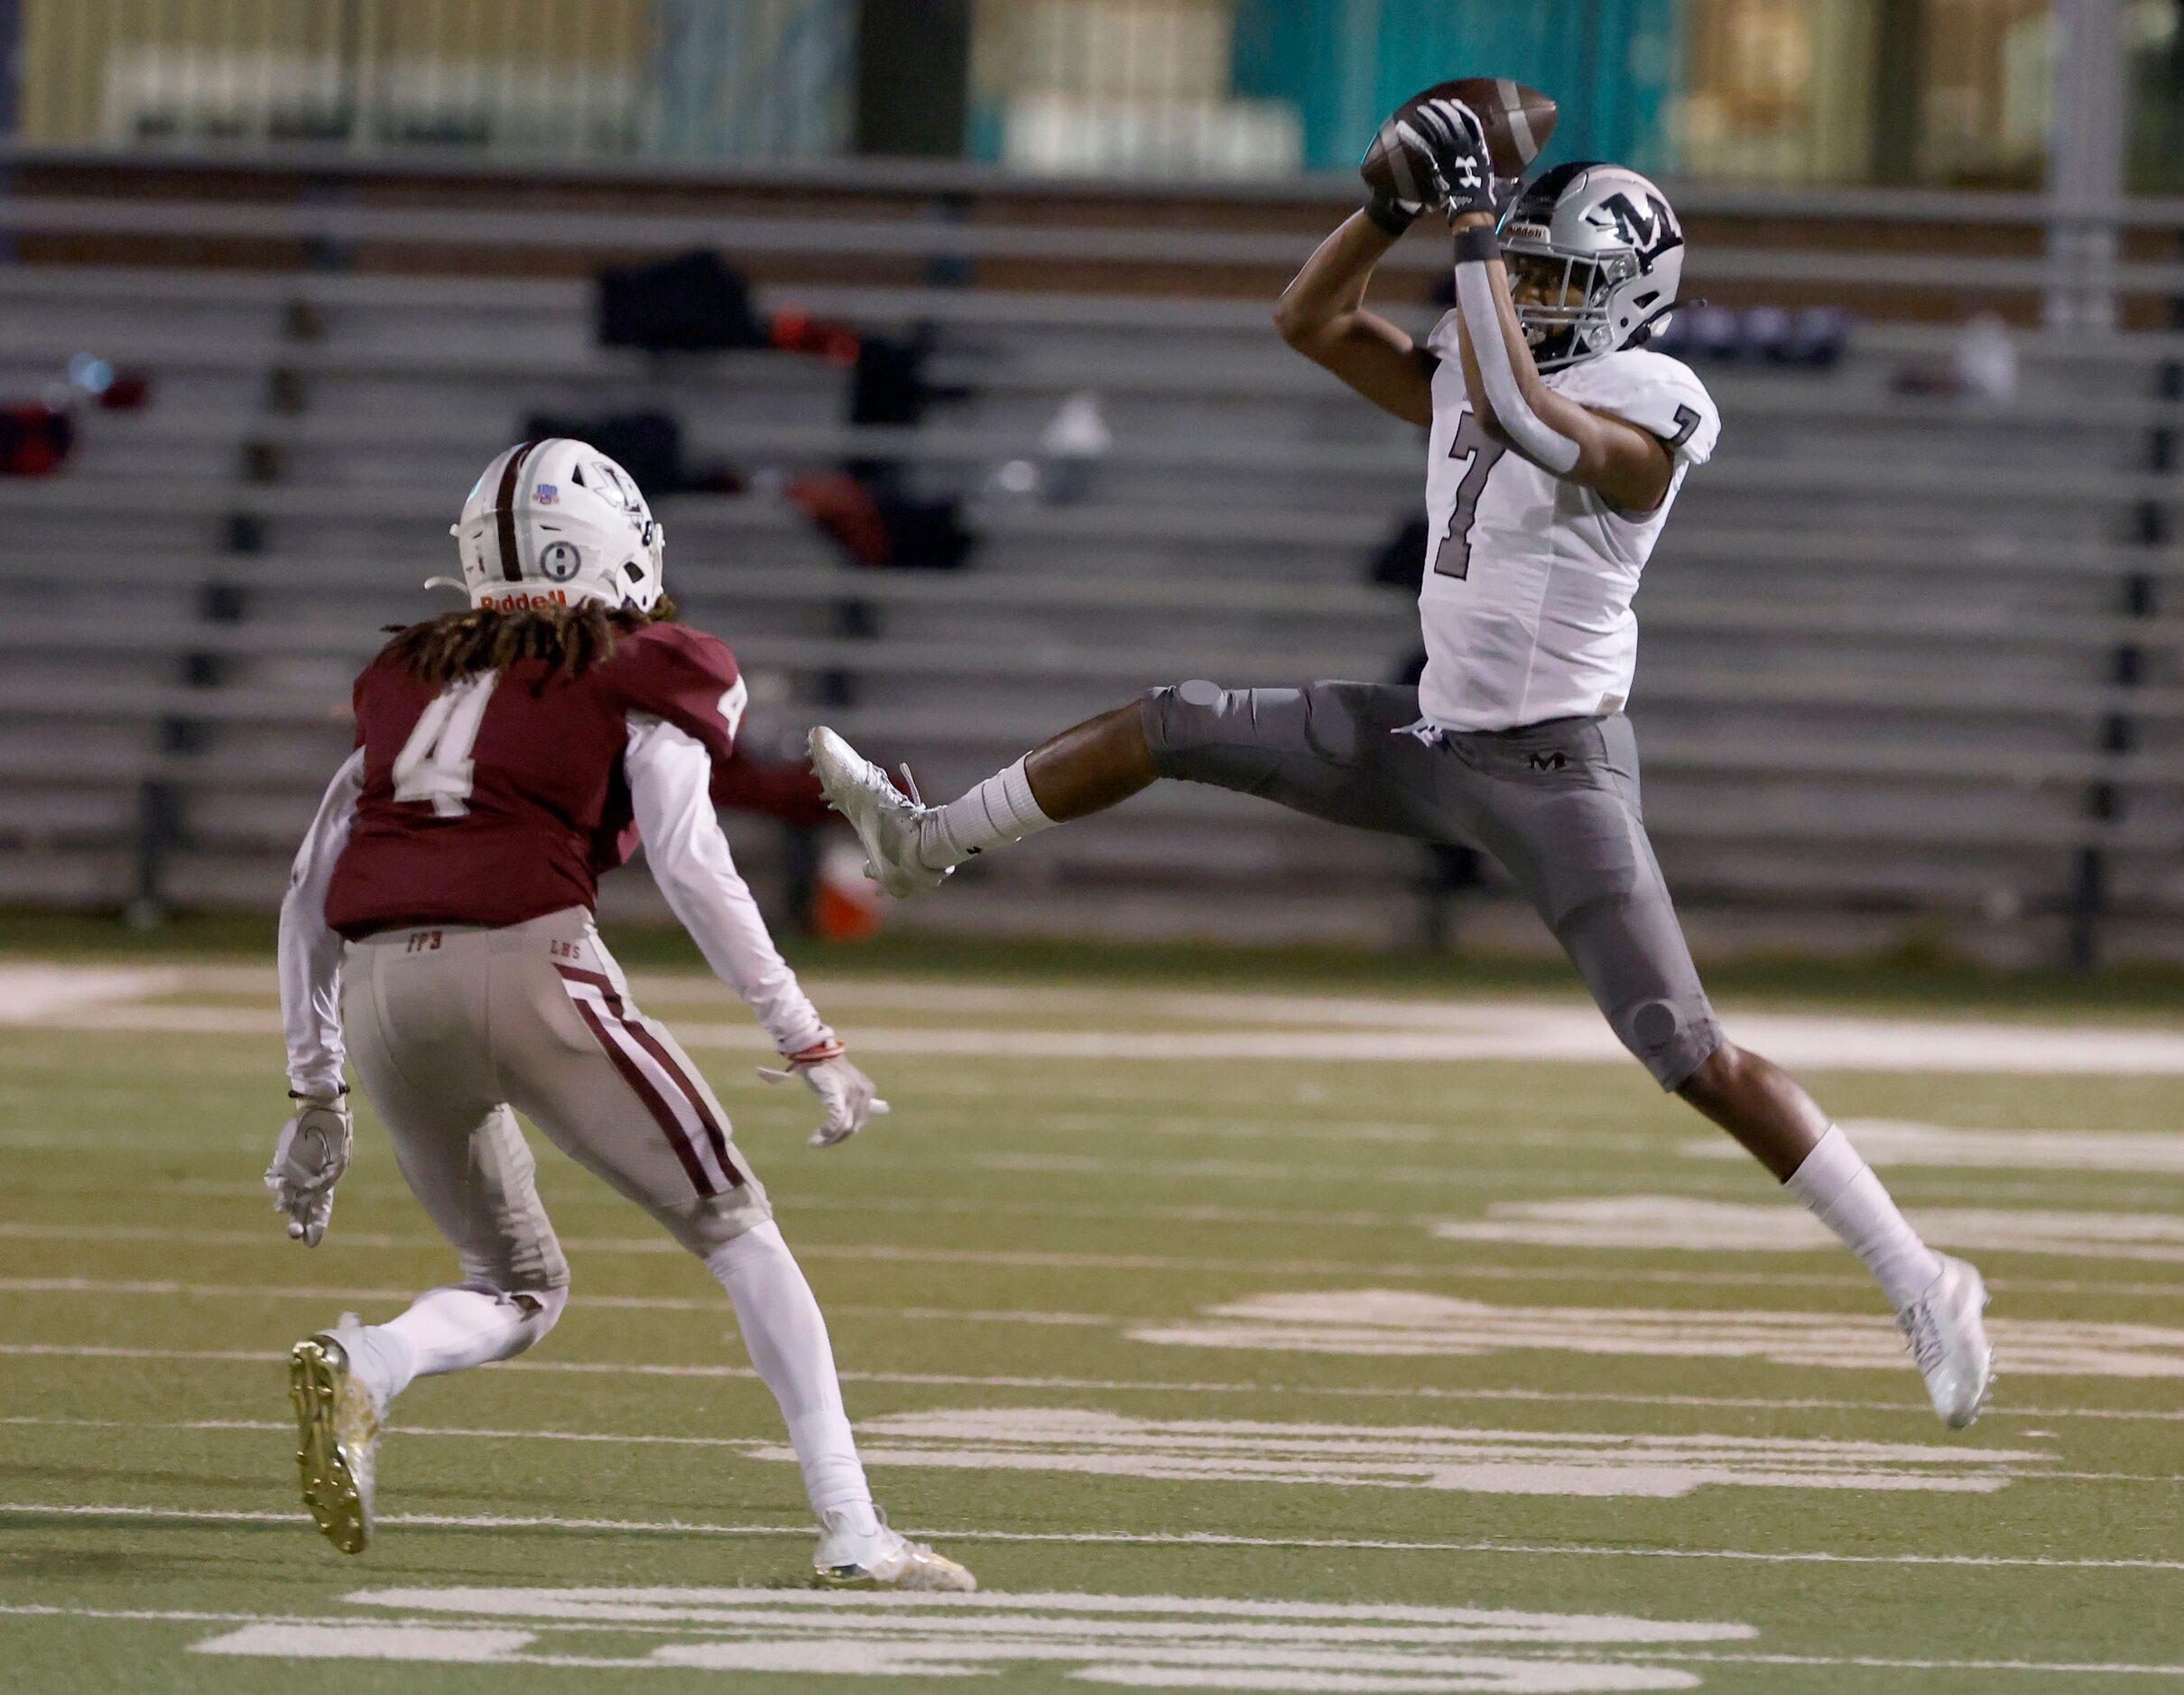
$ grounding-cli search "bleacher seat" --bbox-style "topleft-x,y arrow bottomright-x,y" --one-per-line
0,191 -> 2174,963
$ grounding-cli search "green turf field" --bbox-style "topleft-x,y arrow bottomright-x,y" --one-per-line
4,940 -> 2183,1691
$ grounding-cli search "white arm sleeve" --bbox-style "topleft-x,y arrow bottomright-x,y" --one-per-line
278,748 -> 365,1098
1453,257 -> 1582,477
625,717 -> 835,1056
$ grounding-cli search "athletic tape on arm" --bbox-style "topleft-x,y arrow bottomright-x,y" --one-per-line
1452,229 -> 1580,477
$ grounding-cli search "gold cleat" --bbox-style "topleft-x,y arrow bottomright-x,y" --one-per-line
288,1316 -> 384,1556
814,1506 -> 976,1592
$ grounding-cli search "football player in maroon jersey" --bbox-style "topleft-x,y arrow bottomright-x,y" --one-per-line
269,437 -> 973,1590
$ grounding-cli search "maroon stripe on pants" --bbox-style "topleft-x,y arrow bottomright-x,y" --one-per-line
568,995 -> 716,1197
554,963 -> 626,1016
619,1018 -> 744,1187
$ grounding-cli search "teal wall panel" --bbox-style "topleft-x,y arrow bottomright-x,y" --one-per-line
1235,0 -> 1678,177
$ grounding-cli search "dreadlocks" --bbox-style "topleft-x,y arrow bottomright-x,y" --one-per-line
381,597 -> 680,689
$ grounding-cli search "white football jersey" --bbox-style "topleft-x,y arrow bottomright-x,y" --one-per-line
1415,316 -> 1720,731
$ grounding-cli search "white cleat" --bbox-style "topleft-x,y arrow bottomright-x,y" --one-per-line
807,726 -> 950,899
289,1313 -> 387,1555
814,1507 -> 976,1592
1899,1254 -> 1995,1429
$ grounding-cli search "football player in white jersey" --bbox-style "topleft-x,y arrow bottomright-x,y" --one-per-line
808,96 -> 1994,1427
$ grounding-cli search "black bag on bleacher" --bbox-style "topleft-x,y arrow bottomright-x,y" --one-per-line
850,329 -> 972,426
523,411 -> 688,496
596,251 -> 768,354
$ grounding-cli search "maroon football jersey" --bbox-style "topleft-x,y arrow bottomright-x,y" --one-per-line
325,621 -> 745,938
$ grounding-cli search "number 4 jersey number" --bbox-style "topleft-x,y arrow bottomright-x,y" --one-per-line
392,672 -> 500,817
1432,413 -> 1510,580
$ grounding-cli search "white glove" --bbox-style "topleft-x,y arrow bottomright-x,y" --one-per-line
265,1093 -> 353,1246
757,1044 -> 889,1147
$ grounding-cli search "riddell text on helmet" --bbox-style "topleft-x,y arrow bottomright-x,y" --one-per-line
480,588 -> 573,611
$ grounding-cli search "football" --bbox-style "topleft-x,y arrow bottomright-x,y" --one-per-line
1361,77 -> 1559,203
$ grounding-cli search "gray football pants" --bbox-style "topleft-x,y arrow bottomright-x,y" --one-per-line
1143,680 -> 1723,1089
342,907 -> 772,1294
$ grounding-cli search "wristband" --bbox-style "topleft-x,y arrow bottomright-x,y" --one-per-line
784,1041 -> 846,1067
1452,224 -> 1500,264
1363,195 -> 1417,238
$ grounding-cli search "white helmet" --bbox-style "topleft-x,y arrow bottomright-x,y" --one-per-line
1498,162 -> 1686,371
444,439 -> 665,614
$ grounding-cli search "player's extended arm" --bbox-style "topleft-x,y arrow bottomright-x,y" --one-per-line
625,718 -> 886,1146
279,749 -> 363,1099
1448,211 -> 1675,511
1272,211 -> 1437,428
270,749 -> 363,1246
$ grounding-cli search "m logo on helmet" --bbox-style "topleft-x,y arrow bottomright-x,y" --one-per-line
539,541 -> 582,582
1591,192 -> 1676,259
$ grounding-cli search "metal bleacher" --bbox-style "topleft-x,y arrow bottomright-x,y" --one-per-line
0,171 -> 2178,965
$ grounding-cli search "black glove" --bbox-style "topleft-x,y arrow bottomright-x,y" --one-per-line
1407,96 -> 1497,219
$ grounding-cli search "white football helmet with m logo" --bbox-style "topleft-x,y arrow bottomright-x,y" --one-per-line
1497,162 -> 1686,372
446,438 -> 666,614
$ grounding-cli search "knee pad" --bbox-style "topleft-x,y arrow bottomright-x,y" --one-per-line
1142,681 -> 1310,781
1142,680 -> 1230,761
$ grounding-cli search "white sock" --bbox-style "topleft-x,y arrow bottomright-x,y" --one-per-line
362,1283 -> 567,1403
708,1221 -> 878,1533
915,755 -> 1056,871
1785,1125 -> 1944,1311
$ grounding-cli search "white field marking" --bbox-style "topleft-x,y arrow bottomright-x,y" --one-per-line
11,1504 -> 2184,1575
1134,1289 -> 2184,1379
103,1584 -> 1748,1693
37,1413 -> 2176,1487
14,960 -> 2184,1072
208,1588 -> 1751,1691
4,1602 -> 2179,1686
1598,1651 -> 2184,1679
754,1407 -> 2049,1498
0,963 -> 190,1019
1685,1117 -> 2184,1176
0,1220 -> 1838,1281
10,1339 -> 2184,1428
0,1278 -> 1119,1324
5,1223 -> 2182,1303
22,1004 -> 2184,1072
1434,1197 -> 2184,1264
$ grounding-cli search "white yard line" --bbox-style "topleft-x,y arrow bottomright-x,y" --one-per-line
0,1214 -> 2166,1292
1435,1196 -> 2184,1265
13,1406 -> 2166,1494
14,961 -> 2184,1071
0,1278 -> 1113,1326
5,1501 -> 2184,1573
6,1218 -> 2182,1301
6,1598 -> 2182,1683
4,1339 -> 2180,1422
1589,1650 -> 2184,1677
5,1263 -> 2182,1312
7,1599 -> 2184,1680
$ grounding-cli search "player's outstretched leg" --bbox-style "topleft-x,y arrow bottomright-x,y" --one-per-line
1677,1044 -> 1994,1428
707,1221 -> 976,1590
810,702 -> 1155,895
290,1282 -> 566,1553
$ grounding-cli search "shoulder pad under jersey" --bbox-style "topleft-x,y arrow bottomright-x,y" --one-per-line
1551,349 -> 1721,467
